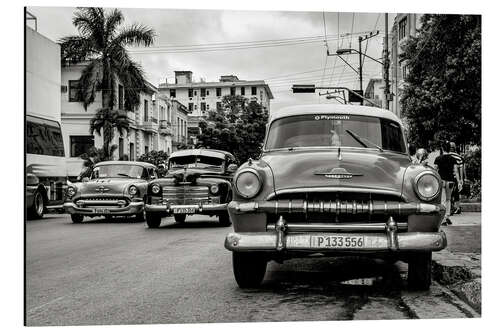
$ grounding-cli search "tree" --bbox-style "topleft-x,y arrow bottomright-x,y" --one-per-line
400,15 -> 481,148
89,108 -> 129,158
196,96 -> 268,162
138,150 -> 170,177
60,7 -> 155,159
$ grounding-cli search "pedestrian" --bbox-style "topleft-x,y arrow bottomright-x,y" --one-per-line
415,148 -> 429,166
449,142 -> 464,215
434,141 -> 461,225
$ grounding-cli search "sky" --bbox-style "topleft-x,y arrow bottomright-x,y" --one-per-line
26,6 -> 397,111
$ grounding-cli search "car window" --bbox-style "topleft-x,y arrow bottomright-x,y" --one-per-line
169,155 -> 225,171
91,165 -> 144,179
265,114 -> 406,153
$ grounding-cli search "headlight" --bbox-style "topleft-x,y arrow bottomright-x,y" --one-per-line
209,184 -> 219,195
128,185 -> 138,196
414,172 -> 441,201
151,183 -> 161,195
67,186 -> 76,198
235,169 -> 262,199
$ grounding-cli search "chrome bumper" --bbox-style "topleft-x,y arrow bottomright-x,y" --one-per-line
145,203 -> 228,214
225,231 -> 447,252
225,216 -> 447,253
63,201 -> 144,215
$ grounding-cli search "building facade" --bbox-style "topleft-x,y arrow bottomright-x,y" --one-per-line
171,100 -> 189,152
388,13 -> 423,118
364,78 -> 384,108
158,71 -> 273,144
60,64 -> 173,177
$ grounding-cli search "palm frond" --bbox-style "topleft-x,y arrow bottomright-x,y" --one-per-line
78,59 -> 103,110
113,57 -> 147,110
113,23 -> 155,47
59,36 -> 96,63
73,7 -> 106,48
104,8 -> 124,40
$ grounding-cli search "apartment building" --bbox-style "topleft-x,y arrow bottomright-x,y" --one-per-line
60,63 -> 173,176
388,13 -> 423,117
158,71 -> 273,143
171,100 -> 189,152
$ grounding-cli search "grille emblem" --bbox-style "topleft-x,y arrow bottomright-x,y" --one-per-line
314,167 -> 362,179
95,186 -> 110,193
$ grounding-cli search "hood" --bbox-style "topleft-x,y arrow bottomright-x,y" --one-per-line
77,178 -> 140,195
262,149 -> 410,194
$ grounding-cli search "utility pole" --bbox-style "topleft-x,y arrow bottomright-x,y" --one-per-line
358,36 -> 363,96
383,13 -> 390,110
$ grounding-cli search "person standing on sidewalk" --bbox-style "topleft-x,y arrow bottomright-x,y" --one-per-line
434,141 -> 461,225
449,142 -> 464,215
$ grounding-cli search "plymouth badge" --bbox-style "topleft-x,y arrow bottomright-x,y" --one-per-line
314,167 -> 362,179
95,186 -> 110,193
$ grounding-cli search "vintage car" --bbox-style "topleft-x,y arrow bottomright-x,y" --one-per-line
224,104 -> 447,290
63,161 -> 158,223
144,149 -> 238,228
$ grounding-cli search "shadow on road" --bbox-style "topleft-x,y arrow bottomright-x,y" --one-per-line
156,221 -> 229,229
252,257 -> 405,296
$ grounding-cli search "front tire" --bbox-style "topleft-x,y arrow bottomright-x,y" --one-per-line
174,214 -> 186,223
408,252 -> 432,290
146,212 -> 162,228
28,190 -> 45,220
71,214 -> 84,223
218,212 -> 231,227
232,252 -> 268,288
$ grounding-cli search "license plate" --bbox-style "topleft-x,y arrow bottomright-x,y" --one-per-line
310,235 -> 365,249
173,207 -> 196,214
93,208 -> 110,214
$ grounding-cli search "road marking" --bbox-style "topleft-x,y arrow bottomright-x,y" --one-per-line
27,296 -> 66,314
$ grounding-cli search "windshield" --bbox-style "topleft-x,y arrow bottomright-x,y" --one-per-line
91,165 -> 145,179
169,155 -> 225,171
265,114 -> 406,153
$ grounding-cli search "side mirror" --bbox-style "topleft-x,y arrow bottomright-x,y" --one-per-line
81,177 -> 90,183
227,164 -> 238,173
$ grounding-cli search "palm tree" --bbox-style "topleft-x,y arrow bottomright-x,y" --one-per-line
60,7 -> 155,159
89,108 -> 129,158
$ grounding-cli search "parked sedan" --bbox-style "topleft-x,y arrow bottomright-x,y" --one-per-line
224,104 -> 447,290
145,149 -> 238,228
64,161 -> 157,223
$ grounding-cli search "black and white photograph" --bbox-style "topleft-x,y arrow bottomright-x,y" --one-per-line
13,0 -> 490,330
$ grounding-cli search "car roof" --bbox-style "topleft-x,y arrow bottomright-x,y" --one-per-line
270,104 -> 403,125
95,161 -> 156,168
170,149 -> 236,160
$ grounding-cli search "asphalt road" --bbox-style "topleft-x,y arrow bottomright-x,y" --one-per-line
26,214 -> 477,326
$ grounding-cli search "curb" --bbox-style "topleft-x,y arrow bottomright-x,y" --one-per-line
432,251 -> 481,313
460,202 -> 481,212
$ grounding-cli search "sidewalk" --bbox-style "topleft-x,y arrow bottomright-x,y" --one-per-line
432,212 -> 481,313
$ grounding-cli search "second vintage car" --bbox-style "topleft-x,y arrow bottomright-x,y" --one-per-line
64,161 -> 157,223
224,104 -> 447,290
144,149 -> 238,228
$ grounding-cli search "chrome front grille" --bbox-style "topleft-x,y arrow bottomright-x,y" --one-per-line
74,196 -> 129,207
162,185 -> 210,205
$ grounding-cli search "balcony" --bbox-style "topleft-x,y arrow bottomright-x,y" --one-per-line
140,120 -> 158,133
159,120 -> 172,136
117,109 -> 136,124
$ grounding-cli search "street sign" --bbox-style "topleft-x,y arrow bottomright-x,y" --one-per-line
292,84 -> 316,93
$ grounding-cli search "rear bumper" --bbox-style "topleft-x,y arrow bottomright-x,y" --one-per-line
145,203 -> 228,214
225,230 -> 447,253
63,201 -> 143,216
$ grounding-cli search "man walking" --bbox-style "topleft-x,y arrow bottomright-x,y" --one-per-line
449,142 -> 464,214
434,141 -> 461,225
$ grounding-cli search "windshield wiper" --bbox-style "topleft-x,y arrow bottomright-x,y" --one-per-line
345,129 -> 384,152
